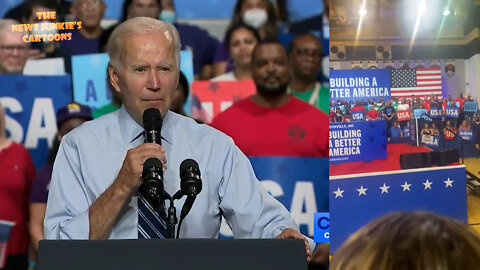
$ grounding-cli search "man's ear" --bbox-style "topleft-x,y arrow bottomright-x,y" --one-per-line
108,64 -> 121,94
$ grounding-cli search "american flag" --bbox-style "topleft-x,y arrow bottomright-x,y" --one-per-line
390,68 -> 442,98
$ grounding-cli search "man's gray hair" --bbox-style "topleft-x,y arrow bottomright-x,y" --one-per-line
107,17 -> 181,71
0,19 -> 20,41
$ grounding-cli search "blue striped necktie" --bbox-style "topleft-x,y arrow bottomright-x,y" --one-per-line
132,132 -> 168,239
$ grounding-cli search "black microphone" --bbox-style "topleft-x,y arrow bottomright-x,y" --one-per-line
139,108 -> 164,206
139,158 -> 164,207
179,159 -> 202,219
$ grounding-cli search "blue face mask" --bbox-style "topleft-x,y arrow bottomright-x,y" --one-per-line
160,10 -> 176,24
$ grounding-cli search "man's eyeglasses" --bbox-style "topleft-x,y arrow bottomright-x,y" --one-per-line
0,45 -> 29,53
294,48 -> 322,59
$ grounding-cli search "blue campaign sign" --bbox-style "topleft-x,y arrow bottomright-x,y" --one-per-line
0,75 -> 73,169
429,107 -> 443,118
351,111 -> 365,121
314,212 -> 329,243
329,69 -> 391,102
329,121 -> 387,163
413,109 -> 427,119
464,101 -> 478,112
421,135 -> 440,148
459,130 -> 473,141
72,51 -> 195,114
445,106 -> 459,118
330,165 -> 467,252
219,156 -> 328,238
72,53 -> 110,111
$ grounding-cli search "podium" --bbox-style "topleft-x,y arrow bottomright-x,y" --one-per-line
37,239 -> 307,270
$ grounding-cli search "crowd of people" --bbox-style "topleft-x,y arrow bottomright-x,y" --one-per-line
0,0 -> 330,270
329,94 -> 480,149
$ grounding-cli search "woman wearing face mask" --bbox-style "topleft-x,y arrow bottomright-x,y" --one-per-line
211,24 -> 260,81
212,0 -> 279,77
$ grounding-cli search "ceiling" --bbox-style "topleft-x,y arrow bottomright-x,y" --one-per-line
329,0 -> 478,43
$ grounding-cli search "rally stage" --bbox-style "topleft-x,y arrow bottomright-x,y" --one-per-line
329,139 -> 467,253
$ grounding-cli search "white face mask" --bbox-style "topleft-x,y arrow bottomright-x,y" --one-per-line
31,21 -> 58,43
242,9 -> 268,29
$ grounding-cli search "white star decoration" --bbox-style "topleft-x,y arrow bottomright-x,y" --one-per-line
423,179 -> 433,190
379,183 -> 390,194
443,178 -> 454,187
333,187 -> 344,198
401,181 -> 411,191
357,185 -> 368,196
332,177 -> 454,198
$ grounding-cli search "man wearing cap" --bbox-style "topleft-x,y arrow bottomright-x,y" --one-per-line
29,102 -> 92,255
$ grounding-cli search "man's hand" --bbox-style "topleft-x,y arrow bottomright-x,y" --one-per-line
115,143 -> 167,196
276,228 -> 312,263
476,144 -> 479,151
89,143 -> 167,239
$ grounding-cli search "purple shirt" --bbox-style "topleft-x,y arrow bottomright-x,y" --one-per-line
30,164 -> 53,203
60,28 -> 101,56
175,23 -> 219,75
213,40 -> 234,72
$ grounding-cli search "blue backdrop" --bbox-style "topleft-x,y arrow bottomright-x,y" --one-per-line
329,121 -> 387,163
0,75 -> 73,169
219,156 -> 328,238
330,69 -> 391,102
330,165 -> 467,252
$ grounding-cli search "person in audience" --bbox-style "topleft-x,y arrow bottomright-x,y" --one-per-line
60,0 -> 106,58
333,107 -> 344,123
170,71 -> 190,117
29,103 -> 92,256
212,0 -> 279,77
99,0 -> 161,52
159,0 -> 220,79
444,120 -> 456,140
5,0 -> 71,22
366,104 -> 380,121
472,114 -> 480,151
430,122 -> 440,136
458,119 -> 471,131
0,101 -> 35,270
388,122 -> 403,141
287,33 -> 328,114
382,100 -> 395,131
0,19 -> 29,74
421,123 -> 432,136
211,24 -> 260,81
331,211 -> 480,270
18,0 -> 69,62
210,40 -> 328,157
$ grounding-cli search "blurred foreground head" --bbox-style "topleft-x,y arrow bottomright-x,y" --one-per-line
331,211 -> 480,270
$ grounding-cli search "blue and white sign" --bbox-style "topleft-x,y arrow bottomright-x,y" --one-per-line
445,106 -> 459,118
429,107 -> 443,118
459,130 -> 473,141
351,111 -> 365,121
329,121 -> 387,163
219,156 -> 329,238
414,109 -> 427,119
330,165 -> 467,252
464,101 -> 478,112
72,53 -> 110,111
329,69 -> 391,102
0,75 -> 73,169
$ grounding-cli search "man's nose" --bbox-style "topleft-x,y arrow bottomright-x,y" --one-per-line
147,70 -> 161,91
